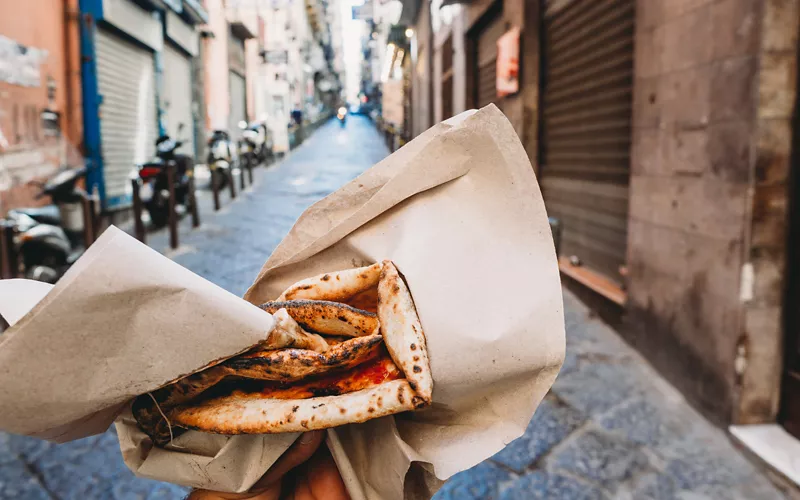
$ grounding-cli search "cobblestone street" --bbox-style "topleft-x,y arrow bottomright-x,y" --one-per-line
0,116 -> 789,499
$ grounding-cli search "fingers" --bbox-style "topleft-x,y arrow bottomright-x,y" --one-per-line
303,445 -> 350,500
250,430 -> 325,492
186,431 -> 325,500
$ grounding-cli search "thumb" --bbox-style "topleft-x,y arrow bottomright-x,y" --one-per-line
250,431 -> 325,492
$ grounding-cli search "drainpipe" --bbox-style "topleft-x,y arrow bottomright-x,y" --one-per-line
154,10 -> 167,137
78,0 -> 105,206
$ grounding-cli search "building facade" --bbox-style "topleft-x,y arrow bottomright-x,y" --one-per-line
0,0 -> 83,215
397,0 -> 800,463
79,0 -> 208,211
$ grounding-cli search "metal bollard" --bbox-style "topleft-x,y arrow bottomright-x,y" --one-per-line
548,217 -> 562,257
81,193 -> 94,248
211,167 -> 221,211
188,174 -> 200,228
1,221 -> 17,279
166,163 -> 179,250
247,159 -> 254,185
239,160 -> 246,192
131,178 -> 146,244
228,166 -> 236,199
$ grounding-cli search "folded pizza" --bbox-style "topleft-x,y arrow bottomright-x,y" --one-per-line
132,260 -> 432,446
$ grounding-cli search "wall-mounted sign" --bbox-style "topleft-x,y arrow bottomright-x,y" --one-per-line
352,3 -> 373,20
0,36 -> 48,88
264,50 -> 289,64
496,27 -> 520,98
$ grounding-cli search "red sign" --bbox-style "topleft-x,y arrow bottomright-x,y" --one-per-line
496,27 -> 520,98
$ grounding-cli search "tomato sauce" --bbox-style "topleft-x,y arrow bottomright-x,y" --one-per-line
252,354 -> 402,400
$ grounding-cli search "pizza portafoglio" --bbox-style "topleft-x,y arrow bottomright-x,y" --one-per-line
132,260 -> 432,445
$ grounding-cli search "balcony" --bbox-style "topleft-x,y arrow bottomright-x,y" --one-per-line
226,2 -> 258,39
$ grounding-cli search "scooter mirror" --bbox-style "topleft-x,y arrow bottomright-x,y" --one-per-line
238,121 -> 247,130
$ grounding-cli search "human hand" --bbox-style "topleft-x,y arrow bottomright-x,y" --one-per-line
187,430 -> 350,500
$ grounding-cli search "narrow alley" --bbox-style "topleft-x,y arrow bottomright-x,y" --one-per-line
0,118 -> 788,499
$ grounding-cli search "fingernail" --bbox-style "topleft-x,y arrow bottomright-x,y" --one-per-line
298,431 -> 319,445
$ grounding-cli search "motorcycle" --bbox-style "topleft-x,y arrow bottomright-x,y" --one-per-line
4,165 -> 90,283
207,129 -> 235,192
337,106 -> 347,127
135,124 -> 194,228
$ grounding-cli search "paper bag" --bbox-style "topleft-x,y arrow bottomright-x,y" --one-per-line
0,105 -> 564,497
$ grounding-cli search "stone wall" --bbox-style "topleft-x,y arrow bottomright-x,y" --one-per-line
626,0 -> 799,425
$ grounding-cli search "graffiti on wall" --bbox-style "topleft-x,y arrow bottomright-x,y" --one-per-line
0,35 -> 48,88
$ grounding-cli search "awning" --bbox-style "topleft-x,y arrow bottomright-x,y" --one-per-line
398,0 -> 420,25
183,0 -> 209,24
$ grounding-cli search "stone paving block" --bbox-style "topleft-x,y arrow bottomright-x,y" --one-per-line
491,395 -> 586,473
552,362 -> 644,416
0,458 -> 53,499
3,433 -> 56,462
497,471 -> 606,500
548,429 -> 651,492
630,472 -> 679,500
432,460 -> 514,500
597,399 -> 686,447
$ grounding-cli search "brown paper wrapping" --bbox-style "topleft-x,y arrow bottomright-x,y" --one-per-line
0,105 -> 564,497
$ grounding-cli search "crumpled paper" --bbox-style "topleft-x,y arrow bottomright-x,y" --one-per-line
0,105 -> 564,498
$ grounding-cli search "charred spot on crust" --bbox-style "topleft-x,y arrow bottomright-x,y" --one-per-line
412,396 -> 426,408
377,397 -> 383,406
397,388 -> 405,404
338,315 -> 347,321
393,303 -> 398,312
340,408 -> 346,414
292,405 -> 299,412
410,343 -> 417,351
408,381 -> 417,391
301,420 -> 309,428
310,387 -> 342,397
413,365 -> 422,373
321,274 -> 331,281
412,325 -> 417,333
300,285 -> 313,290
392,284 -> 400,294
368,407 -> 375,413
413,355 -> 420,361
336,275 -> 340,280
311,415 -> 316,421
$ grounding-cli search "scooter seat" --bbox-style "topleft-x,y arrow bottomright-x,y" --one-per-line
16,205 -> 61,226
67,247 -> 84,265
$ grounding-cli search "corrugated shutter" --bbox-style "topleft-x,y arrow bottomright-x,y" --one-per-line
476,13 -> 504,108
162,43 -> 195,159
96,28 -> 157,207
441,35 -> 454,119
403,54 -> 412,137
540,0 -> 635,283
229,72 -> 247,141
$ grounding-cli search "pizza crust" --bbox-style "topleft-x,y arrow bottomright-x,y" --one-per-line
170,379 -> 420,434
262,309 -> 329,352
377,261 -> 433,403
278,263 -> 381,302
259,300 -> 379,337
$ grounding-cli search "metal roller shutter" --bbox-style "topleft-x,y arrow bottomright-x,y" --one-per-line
96,28 -> 157,207
163,43 -> 195,158
476,13 -> 504,108
229,71 -> 247,141
441,35 -> 454,119
540,0 -> 635,284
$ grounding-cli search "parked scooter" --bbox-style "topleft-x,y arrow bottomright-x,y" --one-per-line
136,124 -> 195,227
238,121 -> 272,170
4,165 -> 90,283
207,129 -> 235,191
337,106 -> 347,127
